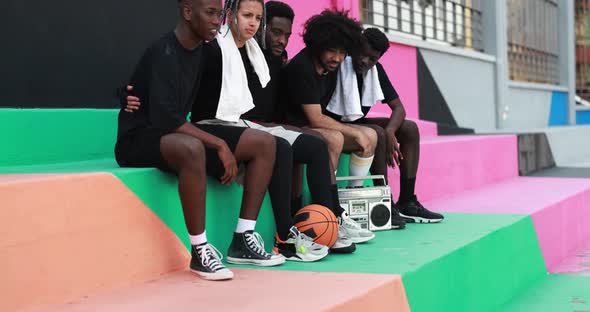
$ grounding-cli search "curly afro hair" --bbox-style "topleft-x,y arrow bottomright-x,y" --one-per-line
266,1 -> 294,23
303,10 -> 363,56
363,28 -> 390,56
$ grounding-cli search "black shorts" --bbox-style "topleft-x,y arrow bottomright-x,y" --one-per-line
115,125 -> 246,178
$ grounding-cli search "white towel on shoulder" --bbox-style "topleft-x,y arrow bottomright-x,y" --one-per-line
215,25 -> 271,122
327,56 -> 384,122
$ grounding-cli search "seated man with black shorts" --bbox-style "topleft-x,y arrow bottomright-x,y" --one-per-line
115,0 -> 284,281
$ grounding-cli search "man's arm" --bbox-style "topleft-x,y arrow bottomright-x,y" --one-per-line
384,98 -> 406,132
303,104 -> 361,138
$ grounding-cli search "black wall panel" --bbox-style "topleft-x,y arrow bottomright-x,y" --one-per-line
0,1 -> 176,108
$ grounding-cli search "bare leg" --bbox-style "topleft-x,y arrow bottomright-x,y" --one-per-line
160,134 -> 208,235
303,127 -> 344,183
232,129 -> 276,220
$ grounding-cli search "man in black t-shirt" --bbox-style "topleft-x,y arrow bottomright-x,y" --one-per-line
116,0 -> 284,281
332,28 -> 444,224
284,11 -> 379,189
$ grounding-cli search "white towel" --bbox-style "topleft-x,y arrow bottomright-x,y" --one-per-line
326,56 -> 384,122
215,25 -> 271,122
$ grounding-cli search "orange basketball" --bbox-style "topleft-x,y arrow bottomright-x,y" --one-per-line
293,204 -> 339,248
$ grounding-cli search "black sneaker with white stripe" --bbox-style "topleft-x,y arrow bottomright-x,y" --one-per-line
390,204 -> 407,229
190,243 -> 234,281
227,230 -> 285,266
398,196 -> 444,223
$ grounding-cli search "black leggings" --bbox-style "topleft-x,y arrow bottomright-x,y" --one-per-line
269,135 -> 336,241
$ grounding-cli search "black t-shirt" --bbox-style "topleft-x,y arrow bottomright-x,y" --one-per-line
325,62 -> 399,121
283,48 -> 337,126
191,40 -> 283,123
117,32 -> 202,138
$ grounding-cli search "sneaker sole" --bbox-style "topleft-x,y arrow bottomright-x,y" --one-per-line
400,213 -> 443,224
190,269 -> 234,281
350,234 -> 375,244
331,243 -> 356,254
283,252 -> 329,262
391,223 -> 406,230
226,256 -> 286,267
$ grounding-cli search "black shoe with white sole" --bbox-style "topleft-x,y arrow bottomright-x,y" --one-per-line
190,243 -> 234,281
398,196 -> 444,223
390,205 -> 407,229
226,230 -> 285,267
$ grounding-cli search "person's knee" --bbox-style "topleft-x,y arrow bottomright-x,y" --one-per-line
399,120 -> 419,142
306,134 -> 329,154
275,137 -> 292,156
363,127 -> 379,153
253,131 -> 276,157
177,138 -> 206,171
324,130 -> 344,152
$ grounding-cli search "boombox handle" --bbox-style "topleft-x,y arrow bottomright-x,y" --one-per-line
336,175 -> 387,185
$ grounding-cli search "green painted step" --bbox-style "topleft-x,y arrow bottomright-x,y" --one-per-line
501,274 -> 590,311
1,109 -> 117,167
232,213 -> 547,312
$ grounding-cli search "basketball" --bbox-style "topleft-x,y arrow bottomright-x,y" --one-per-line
293,204 -> 339,248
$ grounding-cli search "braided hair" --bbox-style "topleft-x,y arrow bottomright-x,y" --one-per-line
220,0 -> 266,47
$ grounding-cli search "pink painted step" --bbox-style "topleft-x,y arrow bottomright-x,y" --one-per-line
552,240 -> 590,276
388,135 -> 518,202
29,270 -> 410,312
424,176 -> 590,272
365,109 -> 438,137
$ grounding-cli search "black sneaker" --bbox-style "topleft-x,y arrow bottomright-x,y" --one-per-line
227,230 -> 285,266
391,204 -> 407,229
190,243 -> 234,281
398,196 -> 444,223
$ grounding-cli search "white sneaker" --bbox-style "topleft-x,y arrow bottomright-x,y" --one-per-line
338,213 -> 376,244
273,226 -> 329,262
331,227 -> 356,253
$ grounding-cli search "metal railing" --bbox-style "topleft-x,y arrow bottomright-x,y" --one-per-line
360,0 -> 484,51
506,0 -> 559,85
576,0 -> 590,100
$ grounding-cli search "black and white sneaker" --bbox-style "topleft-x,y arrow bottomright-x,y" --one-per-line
330,227 -> 356,254
398,196 -> 444,223
190,243 -> 234,281
227,231 -> 285,267
273,226 -> 329,262
391,204 -> 407,229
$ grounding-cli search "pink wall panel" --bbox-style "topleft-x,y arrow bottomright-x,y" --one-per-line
369,43 -> 419,119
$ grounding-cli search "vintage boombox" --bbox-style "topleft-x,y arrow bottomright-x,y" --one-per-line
337,175 -> 392,231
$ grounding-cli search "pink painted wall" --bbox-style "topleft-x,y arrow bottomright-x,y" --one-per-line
369,43 -> 419,119
273,0 -> 420,119
276,0 -> 335,57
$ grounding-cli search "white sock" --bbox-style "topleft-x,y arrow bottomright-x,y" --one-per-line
348,153 -> 374,187
235,218 -> 256,233
189,231 -> 207,246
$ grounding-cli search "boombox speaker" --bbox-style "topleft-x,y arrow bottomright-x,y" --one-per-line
336,175 -> 392,231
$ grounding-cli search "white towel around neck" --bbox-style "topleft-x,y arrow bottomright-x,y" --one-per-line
326,56 -> 384,122
215,25 -> 271,122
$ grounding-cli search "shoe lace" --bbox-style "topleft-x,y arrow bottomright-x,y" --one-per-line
197,244 -> 226,272
245,231 -> 270,257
